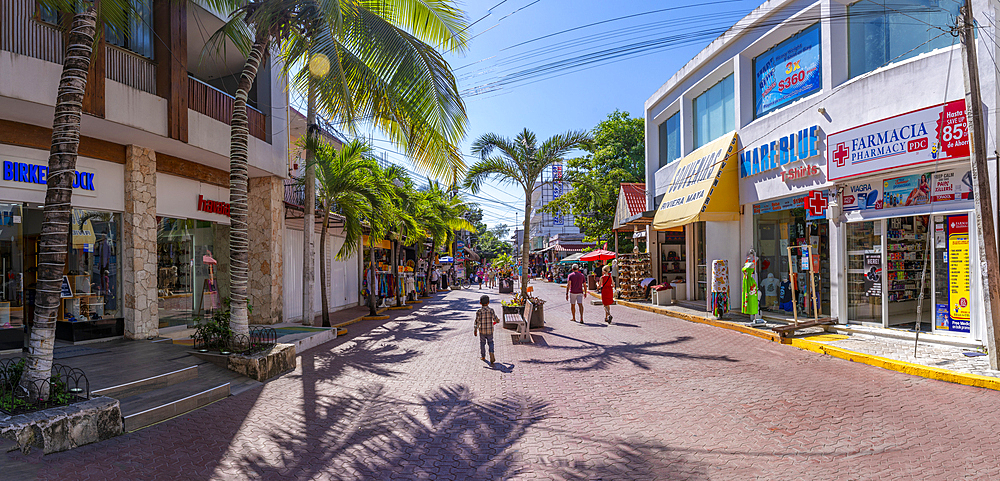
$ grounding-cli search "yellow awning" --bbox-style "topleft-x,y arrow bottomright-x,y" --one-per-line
653,132 -> 740,230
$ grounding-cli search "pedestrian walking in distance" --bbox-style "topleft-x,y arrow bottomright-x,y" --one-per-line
600,264 -> 614,324
566,263 -> 587,323
475,295 -> 500,366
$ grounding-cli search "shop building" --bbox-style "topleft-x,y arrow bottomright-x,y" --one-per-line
283,108 -> 361,323
0,0 -> 290,349
644,0 -> 996,342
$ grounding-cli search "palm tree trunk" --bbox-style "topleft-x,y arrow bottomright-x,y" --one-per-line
424,241 -> 436,296
521,192 -> 533,296
302,78 -> 316,326
319,200 -> 330,327
229,32 -> 268,337
368,242 -> 377,316
20,8 -> 96,399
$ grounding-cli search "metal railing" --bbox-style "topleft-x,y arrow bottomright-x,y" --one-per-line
0,358 -> 90,415
188,75 -> 267,141
0,0 -> 63,63
105,44 -> 156,94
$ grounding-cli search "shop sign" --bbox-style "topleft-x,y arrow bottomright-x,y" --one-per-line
551,163 -> 564,226
653,132 -> 740,230
863,253 -> 881,297
1,159 -> 97,195
197,195 -> 230,217
842,167 -> 972,212
754,24 -> 822,117
740,126 -> 820,178
942,214 -> 971,332
827,100 -> 969,181
751,189 -> 828,220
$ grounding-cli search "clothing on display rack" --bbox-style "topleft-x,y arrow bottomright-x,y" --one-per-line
711,260 -> 729,318
741,260 -> 759,315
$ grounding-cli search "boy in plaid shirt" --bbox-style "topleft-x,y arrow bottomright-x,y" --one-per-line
475,295 -> 500,366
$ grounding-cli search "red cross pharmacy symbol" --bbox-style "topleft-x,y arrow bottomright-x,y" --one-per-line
804,190 -> 828,217
833,142 -> 849,167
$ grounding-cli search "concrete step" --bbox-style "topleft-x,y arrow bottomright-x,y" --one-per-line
120,380 -> 231,432
91,365 -> 198,399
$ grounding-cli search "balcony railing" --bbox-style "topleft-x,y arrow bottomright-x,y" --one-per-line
284,180 -> 305,208
105,45 -> 156,94
0,0 -> 63,63
188,75 -> 267,141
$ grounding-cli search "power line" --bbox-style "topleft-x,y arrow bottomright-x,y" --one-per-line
457,5 -> 953,97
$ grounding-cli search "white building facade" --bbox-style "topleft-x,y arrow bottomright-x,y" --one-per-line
645,0 -> 997,343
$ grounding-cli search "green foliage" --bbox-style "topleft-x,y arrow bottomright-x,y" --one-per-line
0,359 -> 77,413
540,110 -> 645,246
193,298 -> 250,351
464,128 -> 590,295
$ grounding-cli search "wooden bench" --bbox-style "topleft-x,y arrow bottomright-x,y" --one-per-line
504,311 -> 532,343
771,317 -> 837,338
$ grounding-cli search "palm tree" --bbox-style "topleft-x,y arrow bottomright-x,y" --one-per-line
379,166 -> 420,307
214,0 -> 470,334
416,182 -> 472,294
19,6 -> 99,399
306,138 -> 386,326
465,129 -> 590,296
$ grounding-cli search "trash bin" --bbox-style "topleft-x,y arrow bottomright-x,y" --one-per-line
528,301 -> 545,328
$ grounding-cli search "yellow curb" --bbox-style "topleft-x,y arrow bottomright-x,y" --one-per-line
388,305 -> 412,310
614,298 -> 781,342
332,307 -> 388,328
608,294 -> 1000,392
361,315 -> 390,321
336,327 -> 348,336
789,338 -> 1000,391
410,300 -> 423,304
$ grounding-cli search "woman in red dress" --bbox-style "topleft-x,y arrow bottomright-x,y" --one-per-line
600,264 -> 614,324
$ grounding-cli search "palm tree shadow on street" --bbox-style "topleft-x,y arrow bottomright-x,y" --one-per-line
237,383 -> 550,480
522,334 -> 739,371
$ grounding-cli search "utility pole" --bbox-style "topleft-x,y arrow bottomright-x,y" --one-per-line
960,1 -> 1000,368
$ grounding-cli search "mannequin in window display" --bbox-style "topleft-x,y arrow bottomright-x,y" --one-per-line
761,273 -> 779,309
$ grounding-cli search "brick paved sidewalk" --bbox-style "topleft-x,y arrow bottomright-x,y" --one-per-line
6,283 -> 1000,480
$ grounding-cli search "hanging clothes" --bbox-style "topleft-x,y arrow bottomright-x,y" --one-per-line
741,261 -> 759,315
711,260 -> 729,318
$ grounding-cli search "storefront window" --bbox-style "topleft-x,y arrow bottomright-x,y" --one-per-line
67,209 -> 122,321
0,203 -> 24,333
847,0 -> 959,79
753,198 -> 830,316
0,205 -> 122,348
157,218 -> 229,328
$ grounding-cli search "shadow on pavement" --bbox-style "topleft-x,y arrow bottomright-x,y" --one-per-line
238,383 -> 550,480
522,334 -> 739,371
536,438 -> 711,480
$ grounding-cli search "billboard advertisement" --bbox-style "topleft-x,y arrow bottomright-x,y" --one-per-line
754,24 -> 821,117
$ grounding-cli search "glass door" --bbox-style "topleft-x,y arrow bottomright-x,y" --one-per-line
846,220 -> 882,325
694,222 -> 707,301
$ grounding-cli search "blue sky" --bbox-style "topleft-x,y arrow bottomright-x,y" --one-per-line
368,0 -> 762,230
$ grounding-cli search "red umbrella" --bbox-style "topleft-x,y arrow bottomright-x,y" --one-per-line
580,249 -> 617,261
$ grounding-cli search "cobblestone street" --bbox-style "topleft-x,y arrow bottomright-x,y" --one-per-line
6,281 -> 1000,480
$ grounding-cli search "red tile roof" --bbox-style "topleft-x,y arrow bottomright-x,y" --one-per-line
621,183 -> 646,218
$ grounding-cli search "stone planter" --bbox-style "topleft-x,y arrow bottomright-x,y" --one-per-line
0,396 -> 124,455
227,343 -> 296,382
